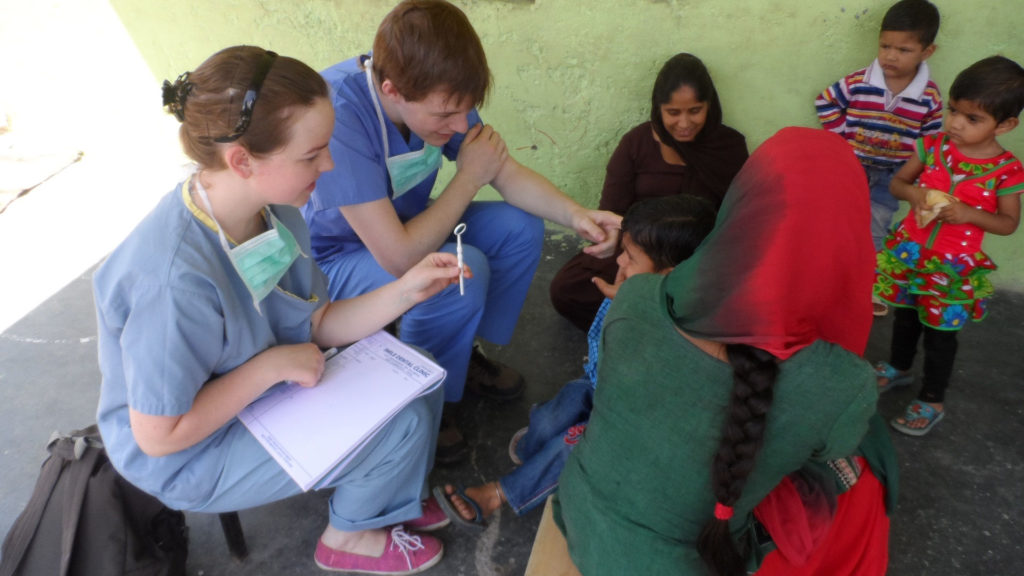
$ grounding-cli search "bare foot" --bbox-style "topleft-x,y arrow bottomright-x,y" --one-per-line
442,482 -> 504,521
894,401 -> 943,429
319,525 -> 387,557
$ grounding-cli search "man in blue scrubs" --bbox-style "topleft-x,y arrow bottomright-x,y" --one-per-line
303,0 -> 620,463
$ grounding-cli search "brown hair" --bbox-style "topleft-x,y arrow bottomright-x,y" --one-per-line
371,0 -> 491,106
165,45 -> 328,170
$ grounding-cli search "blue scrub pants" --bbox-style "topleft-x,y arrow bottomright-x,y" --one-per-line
166,385 -> 443,532
319,202 -> 544,402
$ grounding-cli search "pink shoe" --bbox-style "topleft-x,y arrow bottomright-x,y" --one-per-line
314,526 -> 443,575
404,495 -> 451,532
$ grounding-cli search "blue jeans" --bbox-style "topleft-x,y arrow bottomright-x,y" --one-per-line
499,378 -> 594,515
863,163 -> 899,251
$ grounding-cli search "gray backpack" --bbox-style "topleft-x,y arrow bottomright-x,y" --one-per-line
0,425 -> 188,576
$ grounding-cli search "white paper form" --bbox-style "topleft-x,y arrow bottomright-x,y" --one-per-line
238,330 -> 445,491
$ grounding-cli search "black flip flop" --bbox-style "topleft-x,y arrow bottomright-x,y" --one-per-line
432,484 -> 486,532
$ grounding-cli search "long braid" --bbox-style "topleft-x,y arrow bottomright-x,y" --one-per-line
697,344 -> 779,576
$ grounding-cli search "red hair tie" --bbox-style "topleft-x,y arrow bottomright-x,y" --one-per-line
714,502 -> 734,520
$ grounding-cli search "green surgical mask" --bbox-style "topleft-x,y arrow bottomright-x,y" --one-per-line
194,178 -> 304,313
385,144 -> 443,197
365,59 -> 443,198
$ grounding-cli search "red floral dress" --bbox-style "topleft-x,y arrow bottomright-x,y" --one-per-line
874,133 -> 1024,330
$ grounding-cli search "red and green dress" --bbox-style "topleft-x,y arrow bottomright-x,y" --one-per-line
874,133 -> 1024,330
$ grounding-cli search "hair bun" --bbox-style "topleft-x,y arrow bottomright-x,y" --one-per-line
161,72 -> 193,122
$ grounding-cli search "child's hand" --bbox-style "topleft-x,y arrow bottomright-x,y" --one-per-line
273,342 -> 326,388
936,200 -> 973,225
910,187 -> 939,214
399,252 -> 470,305
592,268 -> 626,300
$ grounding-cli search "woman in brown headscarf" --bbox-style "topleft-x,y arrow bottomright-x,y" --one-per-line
549,53 -> 748,331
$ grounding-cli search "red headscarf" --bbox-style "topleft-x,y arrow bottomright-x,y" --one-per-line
661,127 -> 874,359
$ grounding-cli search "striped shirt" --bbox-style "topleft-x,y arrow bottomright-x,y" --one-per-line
816,59 -> 943,167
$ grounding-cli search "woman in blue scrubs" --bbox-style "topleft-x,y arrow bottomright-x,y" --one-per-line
95,46 -> 459,575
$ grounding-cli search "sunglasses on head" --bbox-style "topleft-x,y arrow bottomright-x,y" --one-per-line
213,50 -> 278,143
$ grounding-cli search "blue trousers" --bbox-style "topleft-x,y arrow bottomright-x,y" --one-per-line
171,385 -> 443,532
319,202 -> 544,402
863,163 -> 899,251
500,378 -> 594,515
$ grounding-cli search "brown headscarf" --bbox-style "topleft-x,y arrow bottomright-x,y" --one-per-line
650,53 -> 749,205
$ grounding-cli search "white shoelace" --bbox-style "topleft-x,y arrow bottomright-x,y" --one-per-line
389,526 -> 425,570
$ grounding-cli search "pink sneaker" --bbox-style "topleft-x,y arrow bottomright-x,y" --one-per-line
404,496 -> 451,532
314,526 -> 443,575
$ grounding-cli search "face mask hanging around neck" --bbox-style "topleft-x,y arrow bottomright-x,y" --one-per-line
193,176 -> 304,313
364,59 -> 444,198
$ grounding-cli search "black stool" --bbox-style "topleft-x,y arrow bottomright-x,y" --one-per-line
217,512 -> 248,561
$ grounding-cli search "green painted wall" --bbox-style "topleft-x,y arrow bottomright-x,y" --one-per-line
110,0 -> 1024,288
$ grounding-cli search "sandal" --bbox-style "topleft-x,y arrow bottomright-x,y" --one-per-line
890,400 -> 945,437
431,484 -> 486,532
874,362 -> 913,393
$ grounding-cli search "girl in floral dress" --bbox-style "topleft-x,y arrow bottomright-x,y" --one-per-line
874,56 -> 1024,436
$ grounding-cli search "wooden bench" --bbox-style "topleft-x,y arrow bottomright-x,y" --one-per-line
523,497 -> 582,576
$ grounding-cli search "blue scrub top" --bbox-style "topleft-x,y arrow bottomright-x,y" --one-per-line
94,179 -> 328,502
302,55 -> 482,263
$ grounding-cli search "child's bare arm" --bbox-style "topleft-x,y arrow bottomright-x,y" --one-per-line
592,267 -> 627,300
938,193 -> 1021,236
890,155 -> 930,211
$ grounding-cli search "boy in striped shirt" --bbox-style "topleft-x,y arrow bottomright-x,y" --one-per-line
816,0 -> 942,310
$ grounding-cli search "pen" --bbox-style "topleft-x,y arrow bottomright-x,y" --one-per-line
454,222 -> 467,296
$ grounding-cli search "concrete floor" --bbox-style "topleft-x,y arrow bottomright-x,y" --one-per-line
2,225 -> 1023,575
2,2 -> 1022,573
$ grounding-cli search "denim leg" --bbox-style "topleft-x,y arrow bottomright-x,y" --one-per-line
863,164 -> 899,251
499,380 -> 594,516
515,379 -> 594,462
869,201 -> 897,252
500,427 -> 582,516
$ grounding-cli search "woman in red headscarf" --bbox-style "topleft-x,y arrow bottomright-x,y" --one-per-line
552,127 -> 894,576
